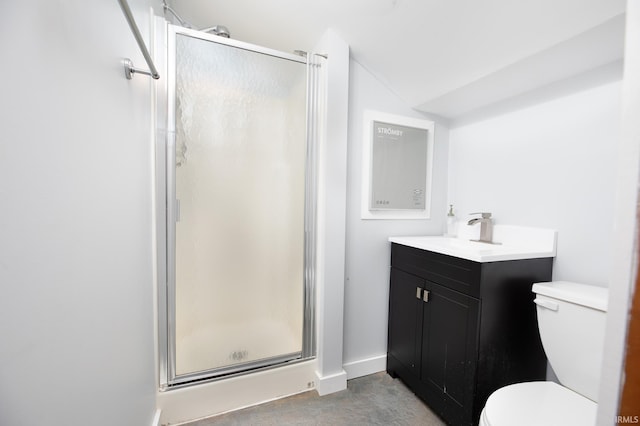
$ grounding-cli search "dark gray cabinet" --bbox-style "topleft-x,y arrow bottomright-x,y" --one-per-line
387,243 -> 553,425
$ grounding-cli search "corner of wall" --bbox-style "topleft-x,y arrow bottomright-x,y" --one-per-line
597,0 -> 640,422
151,409 -> 162,426
312,28 -> 350,394
315,369 -> 348,396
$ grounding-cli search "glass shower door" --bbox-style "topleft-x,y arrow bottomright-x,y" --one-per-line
167,30 -> 309,382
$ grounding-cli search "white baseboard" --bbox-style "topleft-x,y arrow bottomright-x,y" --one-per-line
151,409 -> 161,426
343,354 -> 387,379
314,369 -> 347,396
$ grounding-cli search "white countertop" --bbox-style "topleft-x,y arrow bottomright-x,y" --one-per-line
389,225 -> 557,263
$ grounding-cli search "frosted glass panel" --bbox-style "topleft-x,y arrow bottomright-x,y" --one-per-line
174,34 -> 307,376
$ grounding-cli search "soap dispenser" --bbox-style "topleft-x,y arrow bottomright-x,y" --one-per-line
446,204 -> 456,237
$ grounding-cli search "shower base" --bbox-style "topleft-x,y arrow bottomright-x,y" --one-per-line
176,319 -> 302,377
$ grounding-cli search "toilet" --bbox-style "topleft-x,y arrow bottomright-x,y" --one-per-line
479,281 -> 608,426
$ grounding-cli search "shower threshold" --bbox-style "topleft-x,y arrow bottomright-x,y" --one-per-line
164,352 -> 312,390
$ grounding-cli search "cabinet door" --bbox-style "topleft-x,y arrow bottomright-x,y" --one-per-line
421,280 -> 479,420
388,268 -> 424,375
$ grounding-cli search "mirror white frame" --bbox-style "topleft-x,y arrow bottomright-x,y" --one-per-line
361,110 -> 435,220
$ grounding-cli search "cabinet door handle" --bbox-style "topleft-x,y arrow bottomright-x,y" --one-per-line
423,290 -> 430,302
416,287 -> 422,299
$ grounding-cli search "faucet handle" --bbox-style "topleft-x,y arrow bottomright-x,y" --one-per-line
470,212 -> 492,219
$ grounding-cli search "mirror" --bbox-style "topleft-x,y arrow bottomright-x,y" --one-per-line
361,110 -> 434,220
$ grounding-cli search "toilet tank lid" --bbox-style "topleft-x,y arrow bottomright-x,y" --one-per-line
532,281 -> 608,312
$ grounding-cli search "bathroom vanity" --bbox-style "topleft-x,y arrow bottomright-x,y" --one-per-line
387,230 -> 556,426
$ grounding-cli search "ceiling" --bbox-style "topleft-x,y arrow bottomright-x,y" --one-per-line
167,0 -> 626,118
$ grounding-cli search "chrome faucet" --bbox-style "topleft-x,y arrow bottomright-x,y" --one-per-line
468,212 -> 493,243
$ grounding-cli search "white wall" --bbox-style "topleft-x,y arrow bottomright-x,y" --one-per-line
0,1 -> 159,425
313,29 -> 351,395
448,74 -> 622,286
342,59 -> 449,376
598,1 -> 640,422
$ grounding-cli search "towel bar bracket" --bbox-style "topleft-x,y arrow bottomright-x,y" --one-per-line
123,58 -> 160,80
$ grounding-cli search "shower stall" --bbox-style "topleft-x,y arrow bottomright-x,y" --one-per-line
157,24 -> 322,387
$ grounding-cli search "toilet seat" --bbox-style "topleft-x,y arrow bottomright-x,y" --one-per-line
480,381 -> 597,426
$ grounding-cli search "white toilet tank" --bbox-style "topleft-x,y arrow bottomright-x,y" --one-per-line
532,281 -> 608,402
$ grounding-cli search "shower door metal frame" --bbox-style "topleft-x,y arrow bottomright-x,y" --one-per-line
157,23 -> 318,389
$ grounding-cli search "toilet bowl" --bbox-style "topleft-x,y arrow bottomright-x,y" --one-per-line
479,382 -> 597,426
479,281 -> 608,426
